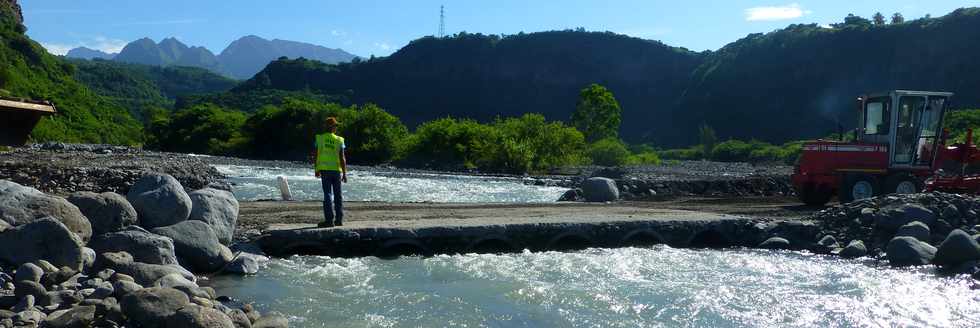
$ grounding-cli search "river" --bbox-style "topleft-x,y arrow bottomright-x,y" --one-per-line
211,165 -> 980,328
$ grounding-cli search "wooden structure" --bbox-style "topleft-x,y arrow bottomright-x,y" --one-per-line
0,97 -> 56,146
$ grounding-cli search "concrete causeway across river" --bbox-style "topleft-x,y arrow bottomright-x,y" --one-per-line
245,201 -> 819,257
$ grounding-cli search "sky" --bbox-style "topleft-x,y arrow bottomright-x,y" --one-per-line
23,0 -> 980,57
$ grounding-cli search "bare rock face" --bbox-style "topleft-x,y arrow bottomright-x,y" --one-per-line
1,0 -> 23,26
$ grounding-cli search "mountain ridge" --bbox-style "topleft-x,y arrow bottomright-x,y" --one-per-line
233,8 -> 980,146
67,35 -> 357,80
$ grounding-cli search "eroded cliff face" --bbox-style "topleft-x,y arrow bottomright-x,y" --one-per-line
0,0 -> 22,26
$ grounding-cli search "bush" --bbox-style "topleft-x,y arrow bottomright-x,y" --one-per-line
338,103 -> 410,164
147,104 -> 247,155
658,146 -> 703,161
626,151 -> 662,165
492,113 -> 587,171
400,118 -> 498,169
588,138 -> 631,166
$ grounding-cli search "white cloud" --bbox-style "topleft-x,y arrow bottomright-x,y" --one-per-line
39,35 -> 127,56
745,3 -> 811,21
40,43 -> 73,56
373,42 -> 391,51
330,30 -> 347,37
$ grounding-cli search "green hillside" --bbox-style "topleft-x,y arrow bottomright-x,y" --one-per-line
0,3 -> 141,144
69,59 -> 237,121
234,30 -> 704,143
233,9 -> 980,147
675,8 -> 980,145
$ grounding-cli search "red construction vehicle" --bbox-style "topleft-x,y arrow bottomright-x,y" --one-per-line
792,90 -> 980,205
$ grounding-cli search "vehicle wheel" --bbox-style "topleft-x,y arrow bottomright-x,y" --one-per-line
884,174 -> 922,195
797,184 -> 832,206
840,175 -> 878,203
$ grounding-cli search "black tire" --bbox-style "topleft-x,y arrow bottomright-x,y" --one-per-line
839,174 -> 878,203
797,184 -> 832,206
884,174 -> 922,195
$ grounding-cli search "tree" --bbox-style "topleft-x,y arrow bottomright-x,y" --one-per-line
571,84 -> 622,142
699,123 -> 717,159
873,12 -> 886,25
891,13 -> 905,24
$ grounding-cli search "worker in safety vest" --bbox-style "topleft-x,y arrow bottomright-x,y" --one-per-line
312,117 -> 348,227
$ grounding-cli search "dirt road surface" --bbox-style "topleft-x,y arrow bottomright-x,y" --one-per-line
238,196 -> 823,235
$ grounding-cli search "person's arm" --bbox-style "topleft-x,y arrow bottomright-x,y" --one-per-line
312,141 -> 320,178
339,147 -> 348,183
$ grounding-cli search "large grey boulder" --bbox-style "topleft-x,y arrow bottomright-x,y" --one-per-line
225,254 -> 262,275
226,309 -> 252,328
933,229 -> 980,266
14,263 -> 43,284
126,173 -> 192,229
895,221 -> 931,242
188,188 -> 239,245
120,287 -> 190,328
581,177 -> 619,202
0,180 -> 92,242
839,240 -> 868,258
153,273 -> 209,300
94,251 -> 194,286
252,312 -> 289,328
43,305 -> 95,328
886,236 -> 937,267
67,191 -> 138,236
152,221 -> 233,273
0,218 -> 85,270
88,226 -> 178,265
876,204 -> 936,231
165,304 -> 235,328
759,237 -> 791,249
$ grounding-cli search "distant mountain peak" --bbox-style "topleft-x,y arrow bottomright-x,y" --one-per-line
65,46 -> 116,60
88,35 -> 356,80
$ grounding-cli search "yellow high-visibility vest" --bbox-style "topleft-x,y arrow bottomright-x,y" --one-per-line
315,133 -> 345,172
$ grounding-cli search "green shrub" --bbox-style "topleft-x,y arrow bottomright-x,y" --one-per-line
400,118 -> 498,169
588,138 -> 630,166
626,151 -> 662,165
492,113 -> 587,171
147,103 -> 247,155
339,103 -> 410,164
658,146 -> 703,160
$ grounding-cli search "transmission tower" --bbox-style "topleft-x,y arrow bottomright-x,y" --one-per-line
438,5 -> 446,38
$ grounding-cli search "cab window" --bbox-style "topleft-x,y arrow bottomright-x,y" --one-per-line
864,97 -> 890,135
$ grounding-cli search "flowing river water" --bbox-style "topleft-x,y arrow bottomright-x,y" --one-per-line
212,165 -> 980,327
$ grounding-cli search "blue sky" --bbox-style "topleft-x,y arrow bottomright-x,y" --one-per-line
24,1 -> 978,57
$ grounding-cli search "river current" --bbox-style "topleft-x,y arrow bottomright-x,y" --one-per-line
211,165 -> 980,328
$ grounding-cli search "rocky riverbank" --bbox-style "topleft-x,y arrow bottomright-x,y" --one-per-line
561,163 -> 794,201
0,175 -> 285,327
0,143 -> 223,196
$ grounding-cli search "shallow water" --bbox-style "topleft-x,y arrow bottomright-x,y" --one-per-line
209,247 -> 980,328
215,165 -> 568,203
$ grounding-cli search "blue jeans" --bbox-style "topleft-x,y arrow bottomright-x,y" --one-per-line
320,171 -> 343,224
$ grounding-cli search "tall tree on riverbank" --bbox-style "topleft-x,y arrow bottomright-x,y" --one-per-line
873,12 -> 886,25
571,84 -> 622,142
891,12 -> 905,24
699,123 -> 717,159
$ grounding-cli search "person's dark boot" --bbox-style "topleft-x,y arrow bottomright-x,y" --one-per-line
317,221 -> 334,228
334,219 -> 343,227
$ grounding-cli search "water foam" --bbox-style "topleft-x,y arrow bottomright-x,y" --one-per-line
216,165 -> 568,203
208,247 -> 980,327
